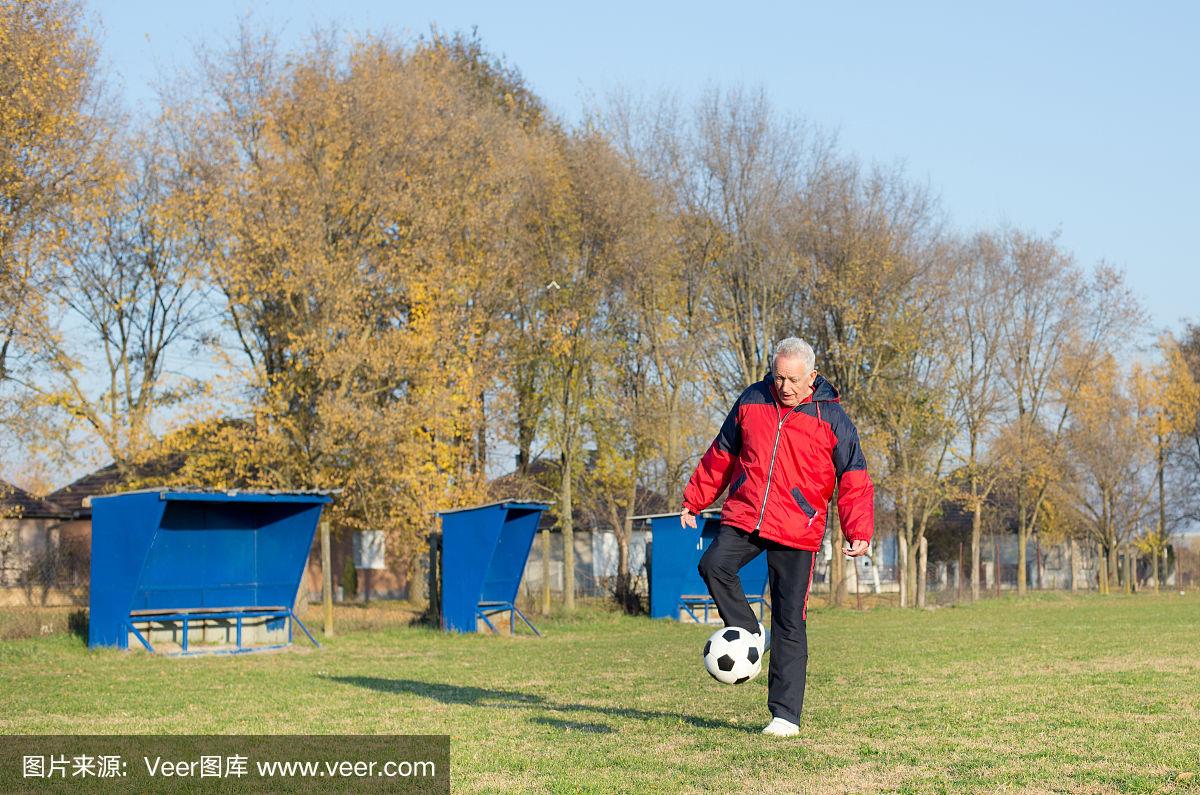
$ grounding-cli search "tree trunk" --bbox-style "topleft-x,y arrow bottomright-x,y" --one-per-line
898,533 -> 908,608
1107,532 -> 1119,592
614,473 -> 638,613
917,536 -> 928,608
914,506 -> 932,607
517,390 -> 536,475
1069,537 -> 1079,592
560,451 -> 575,612
1155,430 -> 1166,593
901,498 -> 916,608
1097,541 -> 1108,594
970,500 -> 982,602
1017,516 -> 1029,596
1124,545 -> 1134,594
475,388 -> 488,475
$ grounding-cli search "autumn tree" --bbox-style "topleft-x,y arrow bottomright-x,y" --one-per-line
0,0 -> 112,455
1063,353 -> 1156,592
1171,323 -> 1200,518
159,28 -> 533,587
1136,334 -> 1200,589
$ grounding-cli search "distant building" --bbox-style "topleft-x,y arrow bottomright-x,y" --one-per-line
0,481 -> 85,606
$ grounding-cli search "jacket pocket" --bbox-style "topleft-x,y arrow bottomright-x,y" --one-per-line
791,487 -> 816,519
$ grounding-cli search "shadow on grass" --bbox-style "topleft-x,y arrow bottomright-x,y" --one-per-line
326,676 -> 750,732
530,716 -> 615,733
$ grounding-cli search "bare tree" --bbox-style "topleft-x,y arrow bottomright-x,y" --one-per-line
690,86 -> 833,397
22,135 -> 209,465
946,233 -> 1011,600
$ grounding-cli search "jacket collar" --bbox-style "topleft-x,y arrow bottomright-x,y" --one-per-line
763,373 -> 841,406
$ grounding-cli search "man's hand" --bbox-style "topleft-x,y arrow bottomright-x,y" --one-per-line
843,539 -> 869,558
680,508 -> 697,529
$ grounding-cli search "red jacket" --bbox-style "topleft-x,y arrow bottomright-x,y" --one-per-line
682,374 -> 874,550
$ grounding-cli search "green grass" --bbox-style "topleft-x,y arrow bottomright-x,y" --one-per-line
2,593 -> 1198,794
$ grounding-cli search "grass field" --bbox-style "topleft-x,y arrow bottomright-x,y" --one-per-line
1,593 -> 1198,794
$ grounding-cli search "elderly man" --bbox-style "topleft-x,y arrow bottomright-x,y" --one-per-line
681,337 -> 875,737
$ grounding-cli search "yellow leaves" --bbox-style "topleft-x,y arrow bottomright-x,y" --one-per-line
1,0 -> 112,400
140,30 -> 533,548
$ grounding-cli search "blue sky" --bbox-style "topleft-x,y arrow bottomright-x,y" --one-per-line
91,0 -> 1197,330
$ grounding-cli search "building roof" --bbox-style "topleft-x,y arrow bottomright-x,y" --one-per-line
0,481 -> 65,519
44,456 -> 185,518
488,458 -> 671,533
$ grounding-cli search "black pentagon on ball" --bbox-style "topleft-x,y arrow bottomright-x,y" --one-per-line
717,654 -> 735,672
722,628 -> 741,642
703,640 -> 711,656
747,646 -> 760,664
735,675 -> 750,684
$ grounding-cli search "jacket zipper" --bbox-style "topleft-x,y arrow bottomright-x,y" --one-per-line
754,404 -> 795,532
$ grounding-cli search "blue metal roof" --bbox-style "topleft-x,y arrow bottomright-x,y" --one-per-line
438,499 -> 552,516
90,488 -> 335,506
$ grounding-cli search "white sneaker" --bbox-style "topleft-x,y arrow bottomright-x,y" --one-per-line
762,717 -> 799,737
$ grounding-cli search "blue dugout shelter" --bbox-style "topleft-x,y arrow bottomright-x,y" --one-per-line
637,510 -> 770,622
436,500 -> 550,635
88,489 -> 332,655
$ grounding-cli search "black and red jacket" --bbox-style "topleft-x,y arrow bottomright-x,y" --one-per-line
682,374 -> 875,550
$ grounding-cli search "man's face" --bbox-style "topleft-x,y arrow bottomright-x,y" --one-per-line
772,355 -> 817,407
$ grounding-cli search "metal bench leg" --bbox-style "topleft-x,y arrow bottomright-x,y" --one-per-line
512,606 -> 542,637
126,621 -> 154,652
477,609 -> 499,634
289,610 -> 320,648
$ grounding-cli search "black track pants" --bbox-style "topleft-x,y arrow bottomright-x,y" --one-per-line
697,523 -> 816,724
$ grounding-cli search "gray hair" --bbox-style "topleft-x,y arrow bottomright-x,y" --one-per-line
772,337 -> 816,373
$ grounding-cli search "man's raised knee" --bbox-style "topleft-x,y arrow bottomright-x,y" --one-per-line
699,556 -> 734,582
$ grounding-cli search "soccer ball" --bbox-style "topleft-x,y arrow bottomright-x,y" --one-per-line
702,626 -> 762,684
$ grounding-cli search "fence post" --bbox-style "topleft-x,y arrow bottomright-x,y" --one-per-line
321,520 -> 334,637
